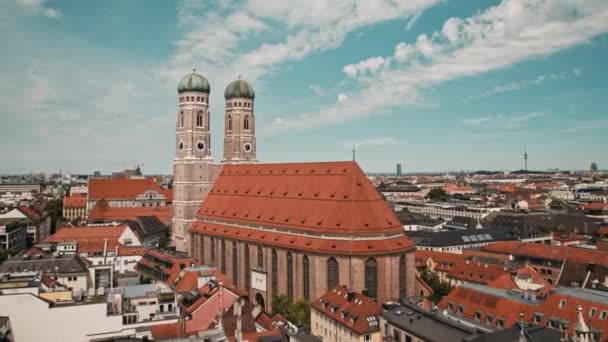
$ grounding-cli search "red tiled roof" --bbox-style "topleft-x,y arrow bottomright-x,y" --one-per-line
196,161 -> 405,236
149,322 -> 192,340
63,195 -> 86,209
577,202 -> 608,211
482,241 -> 608,265
18,205 -> 42,220
88,178 -> 168,200
487,265 -> 550,295
443,183 -> 474,194
447,261 -> 510,285
415,250 -> 464,272
88,199 -> 172,223
311,285 -> 382,335
439,284 -> 608,337
191,221 -> 413,255
239,329 -> 284,342
47,225 -> 127,241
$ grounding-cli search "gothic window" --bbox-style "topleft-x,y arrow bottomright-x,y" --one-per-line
244,115 -> 250,130
228,115 -> 232,131
221,240 -> 226,274
365,258 -> 378,300
232,242 -> 238,286
272,249 -> 278,296
303,255 -> 310,300
399,255 -> 407,298
287,252 -> 293,300
258,246 -> 263,268
180,111 -> 184,127
245,244 -> 250,289
197,111 -> 204,127
196,96 -> 200,101
210,238 -> 216,265
327,257 -> 339,290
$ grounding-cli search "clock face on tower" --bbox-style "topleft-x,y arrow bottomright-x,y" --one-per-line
243,142 -> 252,152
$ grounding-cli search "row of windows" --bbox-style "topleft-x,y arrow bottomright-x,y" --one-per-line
227,101 -> 252,108
179,111 -> 206,128
226,115 -> 250,131
204,238 -> 409,302
179,96 -> 207,103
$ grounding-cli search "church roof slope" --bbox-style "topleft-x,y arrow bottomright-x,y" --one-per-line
196,161 -> 405,236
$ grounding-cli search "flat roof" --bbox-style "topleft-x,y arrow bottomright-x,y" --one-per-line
382,303 -> 474,342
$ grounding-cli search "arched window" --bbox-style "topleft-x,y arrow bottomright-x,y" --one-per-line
303,255 -> 310,300
232,242 -> 238,285
210,238 -> 216,265
221,240 -> 226,274
327,257 -> 339,290
244,115 -> 250,130
365,258 -> 378,300
244,244 -> 250,289
399,255 -> 407,298
272,249 -> 278,296
228,115 -> 232,131
258,246 -> 264,269
197,111 -> 203,127
180,111 -> 184,127
287,252 -> 293,300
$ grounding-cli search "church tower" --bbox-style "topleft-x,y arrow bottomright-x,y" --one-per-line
222,78 -> 257,164
172,70 -> 219,253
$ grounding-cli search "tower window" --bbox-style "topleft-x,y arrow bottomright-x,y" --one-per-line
303,255 -> 310,300
196,96 -> 200,101
221,240 -> 226,274
365,258 -> 378,300
327,257 -> 339,290
287,252 -> 293,300
258,246 -> 263,269
197,111 -> 204,127
180,111 -> 184,127
228,115 -> 233,131
272,249 -> 278,296
244,115 -> 250,130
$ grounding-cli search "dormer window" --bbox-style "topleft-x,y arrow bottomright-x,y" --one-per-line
559,299 -> 566,309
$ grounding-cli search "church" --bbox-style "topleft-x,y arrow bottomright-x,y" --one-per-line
171,71 -> 416,309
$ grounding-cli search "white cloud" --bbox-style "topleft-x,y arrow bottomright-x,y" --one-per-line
266,0 -> 608,135
462,112 -> 545,129
463,68 -> 583,102
14,0 -> 61,18
337,93 -> 349,102
405,12 -> 422,31
309,84 -> 326,96
343,56 -> 388,79
339,137 -> 399,149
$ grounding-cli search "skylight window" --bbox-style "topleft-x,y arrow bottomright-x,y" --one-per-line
483,234 -> 493,240
469,235 -> 479,242
462,236 -> 471,243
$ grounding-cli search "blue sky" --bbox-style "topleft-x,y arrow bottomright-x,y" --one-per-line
1,0 -> 607,174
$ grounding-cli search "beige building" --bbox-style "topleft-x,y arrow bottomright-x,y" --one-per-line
311,285 -> 382,342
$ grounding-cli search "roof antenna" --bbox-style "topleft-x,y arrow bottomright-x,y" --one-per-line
192,68 -> 196,74
352,143 -> 356,162
238,75 -> 242,80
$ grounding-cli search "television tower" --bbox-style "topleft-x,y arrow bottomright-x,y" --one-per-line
524,146 -> 528,171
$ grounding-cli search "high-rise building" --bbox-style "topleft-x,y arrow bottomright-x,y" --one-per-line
591,162 -> 598,172
396,163 -> 402,176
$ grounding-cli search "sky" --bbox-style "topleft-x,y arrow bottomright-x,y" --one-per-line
1,0 -> 607,174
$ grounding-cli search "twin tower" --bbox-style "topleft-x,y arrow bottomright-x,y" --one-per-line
172,70 -> 257,252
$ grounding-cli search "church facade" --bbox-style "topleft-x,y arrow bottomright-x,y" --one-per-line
172,71 -> 415,307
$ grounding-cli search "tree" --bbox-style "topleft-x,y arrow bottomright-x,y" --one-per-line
427,187 -> 447,201
271,295 -> 311,328
45,198 -> 63,234
0,249 -> 13,265
420,269 -> 453,303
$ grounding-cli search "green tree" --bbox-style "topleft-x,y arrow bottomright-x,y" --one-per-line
420,269 -> 453,303
426,187 -> 447,201
45,198 -> 63,234
271,295 -> 311,328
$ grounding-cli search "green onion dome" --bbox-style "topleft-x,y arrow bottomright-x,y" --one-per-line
224,78 -> 255,100
177,71 -> 210,93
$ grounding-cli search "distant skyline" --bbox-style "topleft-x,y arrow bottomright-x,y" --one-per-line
1,0 -> 607,174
